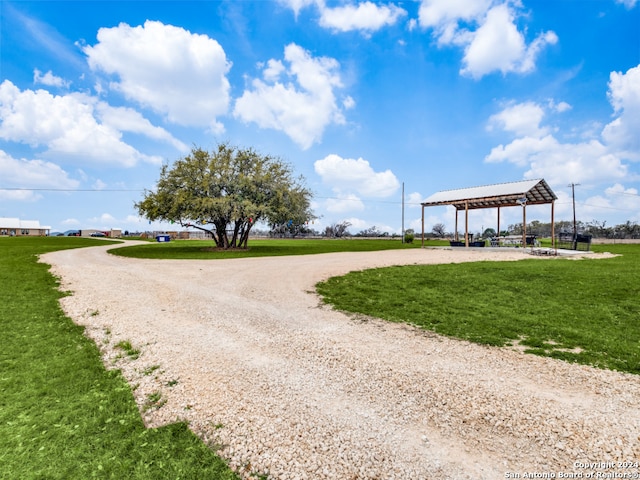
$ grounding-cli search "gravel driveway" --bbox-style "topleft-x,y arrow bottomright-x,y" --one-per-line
41,243 -> 640,480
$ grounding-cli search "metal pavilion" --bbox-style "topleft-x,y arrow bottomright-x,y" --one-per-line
420,179 -> 558,247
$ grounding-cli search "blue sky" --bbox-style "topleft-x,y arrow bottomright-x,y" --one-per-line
1,0 -> 639,235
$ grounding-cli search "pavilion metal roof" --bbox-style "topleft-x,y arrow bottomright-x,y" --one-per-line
421,179 -> 557,211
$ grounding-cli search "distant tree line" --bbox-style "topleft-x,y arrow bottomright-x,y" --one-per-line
506,220 -> 640,239
265,221 -> 408,239
428,220 -> 640,239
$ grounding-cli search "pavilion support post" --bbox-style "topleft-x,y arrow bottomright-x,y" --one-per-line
497,206 -> 501,247
455,210 -> 459,242
522,205 -> 527,247
551,200 -> 555,250
421,204 -> 425,247
465,201 -> 469,247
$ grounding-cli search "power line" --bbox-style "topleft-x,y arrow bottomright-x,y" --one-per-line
314,195 -> 410,205
609,190 -> 640,197
0,188 -> 424,206
0,187 -> 143,192
579,202 -> 638,212
1,188 -> 637,212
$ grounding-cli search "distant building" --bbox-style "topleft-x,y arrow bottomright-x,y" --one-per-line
0,217 -> 51,236
80,229 -> 122,238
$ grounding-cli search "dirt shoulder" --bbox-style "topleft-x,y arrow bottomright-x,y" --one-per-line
41,244 -> 640,480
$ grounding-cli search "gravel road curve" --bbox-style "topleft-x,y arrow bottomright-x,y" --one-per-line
41,243 -> 640,480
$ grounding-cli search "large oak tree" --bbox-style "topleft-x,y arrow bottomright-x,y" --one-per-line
136,144 -> 314,249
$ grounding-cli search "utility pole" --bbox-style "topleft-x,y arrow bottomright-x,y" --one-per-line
401,182 -> 405,244
569,183 -> 580,238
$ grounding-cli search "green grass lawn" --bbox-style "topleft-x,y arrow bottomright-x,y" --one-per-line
4,236 -> 637,479
316,244 -> 640,374
110,237 -> 423,259
0,237 -> 238,480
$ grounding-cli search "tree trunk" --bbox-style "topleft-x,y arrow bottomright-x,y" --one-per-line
214,222 -> 227,248
230,221 -> 241,248
209,227 -> 220,246
240,226 -> 251,248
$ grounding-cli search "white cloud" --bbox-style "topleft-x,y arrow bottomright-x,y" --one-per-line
88,213 -> 118,227
461,5 -> 557,79
606,183 -> 638,197
342,217 -> 368,230
325,193 -> 365,213
602,64 -> 640,160
418,0 -> 557,78
517,30 -> 558,73
486,135 -> 628,185
350,221 -> 396,235
615,0 -> 638,9
0,149 -> 79,190
549,100 -> 572,113
0,189 -> 41,201
418,205 -> 464,235
234,43 -> 351,149
486,134 -> 553,167
578,184 -> 640,223
280,0 -> 406,33
0,80 -> 176,166
603,184 -> 640,220
83,20 -> 231,132
461,4 -> 525,75
342,95 -> 356,110
262,59 -> 286,82
487,101 -> 548,137
406,191 -> 424,207
125,214 -> 145,224
33,69 -> 70,88
485,82 -> 640,188
92,179 -> 107,190
278,0 -> 318,17
318,2 -> 407,33
61,218 -> 81,226
314,154 -> 400,197
485,63 -> 640,196
95,103 -> 189,152
418,0 -> 492,42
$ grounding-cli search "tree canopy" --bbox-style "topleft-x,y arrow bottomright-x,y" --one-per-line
136,144 -> 314,248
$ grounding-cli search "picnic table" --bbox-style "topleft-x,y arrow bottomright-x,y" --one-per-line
491,235 -> 538,247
